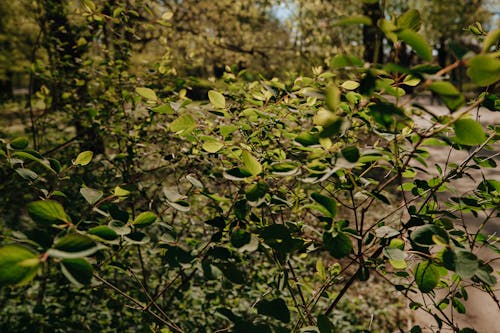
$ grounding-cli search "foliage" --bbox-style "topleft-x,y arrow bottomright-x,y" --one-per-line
1,1 -> 500,333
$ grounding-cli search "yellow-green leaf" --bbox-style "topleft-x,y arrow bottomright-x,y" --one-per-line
74,151 -> 93,166
242,150 -> 262,176
482,28 -> 500,53
27,200 -> 70,224
0,245 -> 40,287
454,119 -> 486,145
467,55 -> 500,87
133,211 -> 158,227
136,87 -> 158,101
208,90 -> 226,108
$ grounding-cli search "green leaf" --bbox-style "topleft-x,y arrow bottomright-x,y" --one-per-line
414,261 -> 440,293
323,231 -> 352,259
270,161 -> 300,176
124,231 -> 150,245
151,103 -> 174,114
427,81 -> 464,111
108,220 -> 131,235
341,146 -> 360,163
136,87 -> 158,100
341,80 -> 360,90
330,55 -> 363,68
0,245 -> 39,287
411,225 -> 449,247
259,224 -> 303,254
325,84 -> 340,111
216,262 -> 245,284
311,193 -> 337,217
333,15 -> 372,26
396,9 -> 421,31
88,226 -> 118,241
454,250 -> 479,279
114,186 -> 131,197
383,247 -> 407,269
80,187 -> 103,205
133,211 -> 157,227
27,200 -> 70,224
48,234 -> 98,258
397,29 -> 432,61
10,137 -> 29,150
12,151 -> 55,174
246,181 -> 269,202
169,114 -> 196,134
428,81 -> 460,96
202,139 -> 224,153
256,298 -> 290,323
241,150 -> 262,176
230,229 -> 251,248
317,314 -> 335,333
74,151 -> 93,166
454,119 -> 486,145
208,90 -> 226,108
482,28 -> 500,53
459,328 -> 478,333
452,298 -> 466,314
467,55 -> 500,87
60,258 -> 92,286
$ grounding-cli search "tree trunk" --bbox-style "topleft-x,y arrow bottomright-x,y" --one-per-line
362,1 -> 384,63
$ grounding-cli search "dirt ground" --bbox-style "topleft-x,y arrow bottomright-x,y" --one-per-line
410,104 -> 500,333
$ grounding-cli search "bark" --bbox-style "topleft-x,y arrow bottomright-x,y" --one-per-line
362,1 -> 384,63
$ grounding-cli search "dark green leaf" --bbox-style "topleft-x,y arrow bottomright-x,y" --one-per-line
88,226 -> 118,241
397,29 -> 432,61
411,225 -> 449,247
246,181 -> 269,202
256,298 -> 290,323
311,193 -> 337,218
48,234 -> 98,258
341,146 -> 360,163
323,231 -> 352,259
317,314 -> 335,333
10,137 -> 29,150
61,258 -> 92,286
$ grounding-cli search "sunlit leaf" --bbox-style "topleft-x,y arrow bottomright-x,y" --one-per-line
27,200 -> 70,225
241,150 -> 262,176
136,87 -> 157,100
208,90 -> 226,108
0,245 -> 39,287
454,119 -> 486,145
414,261 -> 440,293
